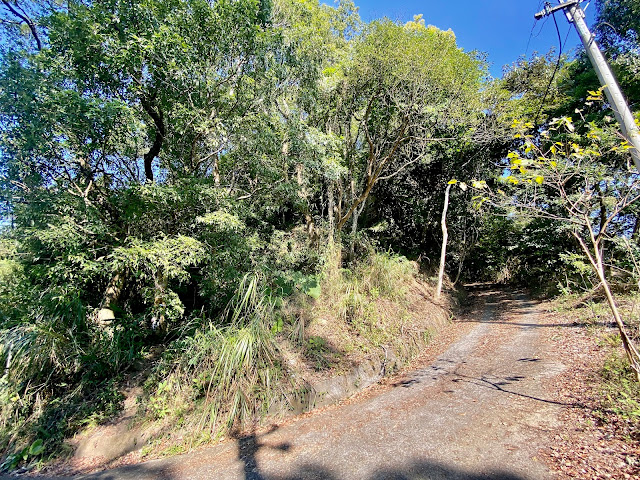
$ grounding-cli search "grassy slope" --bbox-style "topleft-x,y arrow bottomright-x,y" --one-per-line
56,250 -> 452,467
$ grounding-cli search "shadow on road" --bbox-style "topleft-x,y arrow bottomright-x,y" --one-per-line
18,400 -> 539,480
54,451 -> 531,480
368,460 -> 528,480
459,318 -> 612,329
390,363 -> 584,409
227,424 -> 528,480
234,423 -> 291,480
450,371 -> 586,409
267,459 -> 528,480
65,463 -> 176,480
460,285 -> 611,330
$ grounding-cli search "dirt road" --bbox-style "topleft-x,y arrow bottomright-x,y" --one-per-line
37,287 -> 573,479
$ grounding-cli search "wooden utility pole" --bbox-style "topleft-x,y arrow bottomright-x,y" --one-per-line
535,0 -> 640,171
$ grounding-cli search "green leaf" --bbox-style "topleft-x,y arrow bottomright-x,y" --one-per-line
29,439 -> 44,457
301,276 -> 322,299
271,317 -> 284,334
306,284 -> 322,299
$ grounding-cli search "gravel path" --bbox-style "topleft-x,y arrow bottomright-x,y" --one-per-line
21,286 -> 571,480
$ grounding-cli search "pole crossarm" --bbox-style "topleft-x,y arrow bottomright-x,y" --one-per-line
534,0 -> 579,20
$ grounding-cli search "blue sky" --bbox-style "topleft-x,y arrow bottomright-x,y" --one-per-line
354,0 -> 597,78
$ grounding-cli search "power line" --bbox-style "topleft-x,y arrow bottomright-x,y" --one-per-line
533,12 -> 570,126
524,19 -> 539,58
525,0 -> 546,58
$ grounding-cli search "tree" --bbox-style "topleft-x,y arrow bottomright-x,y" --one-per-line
41,0 -> 281,183
436,183 -> 452,298
261,0 -> 360,242
501,51 -> 570,122
317,16 -> 485,260
469,110 -> 640,379
596,0 -> 640,54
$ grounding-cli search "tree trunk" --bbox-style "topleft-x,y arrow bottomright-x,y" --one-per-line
348,205 -> 360,263
151,269 -> 168,331
296,163 -> 318,245
212,153 -> 221,186
141,98 -> 165,183
598,184 -> 608,272
96,271 -> 125,328
453,227 -> 470,286
574,231 -> 640,381
282,138 -> 289,181
436,184 -> 452,299
328,181 -> 335,241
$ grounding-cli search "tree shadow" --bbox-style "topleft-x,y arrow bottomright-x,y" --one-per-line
61,463 -> 176,480
234,423 -> 291,480
459,287 -> 612,329
28,424 -> 544,480
458,318 -> 612,329
228,423 -> 532,480
269,459 -> 529,480
228,422 -> 535,480
388,356 -> 589,410
368,459 -> 530,480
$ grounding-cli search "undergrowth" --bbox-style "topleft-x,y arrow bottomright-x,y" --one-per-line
303,245 -> 441,369
597,295 -> 640,441
0,241 -> 444,467
140,274 -> 287,446
138,246 -> 442,451
555,293 -> 640,441
600,350 -> 640,440
0,276 -> 143,469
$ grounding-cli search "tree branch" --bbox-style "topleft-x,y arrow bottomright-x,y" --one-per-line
1,0 -> 41,50
141,97 -> 166,183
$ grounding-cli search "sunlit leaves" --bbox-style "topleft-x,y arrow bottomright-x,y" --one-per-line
196,211 -> 246,232
587,86 -> 606,101
471,106 -> 639,245
111,235 -> 206,285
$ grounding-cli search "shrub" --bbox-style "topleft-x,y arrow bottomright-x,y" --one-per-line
142,274 -> 286,437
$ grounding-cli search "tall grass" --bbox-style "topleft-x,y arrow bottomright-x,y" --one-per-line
359,251 -> 417,299
143,274 -> 286,440
600,350 -> 640,438
305,246 -> 425,358
0,285 -> 137,463
320,246 -> 416,301
144,252 -> 421,441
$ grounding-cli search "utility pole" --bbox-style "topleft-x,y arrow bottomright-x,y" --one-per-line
535,0 -> 640,171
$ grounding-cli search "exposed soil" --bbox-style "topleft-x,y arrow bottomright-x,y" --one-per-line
11,285 -> 638,479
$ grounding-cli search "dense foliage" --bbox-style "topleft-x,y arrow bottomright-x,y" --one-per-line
0,0 -> 638,468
